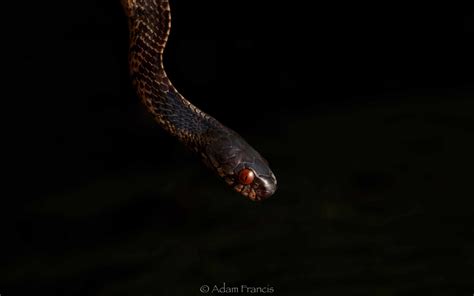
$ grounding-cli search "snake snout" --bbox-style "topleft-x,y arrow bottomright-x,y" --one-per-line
254,174 -> 277,200
256,184 -> 277,200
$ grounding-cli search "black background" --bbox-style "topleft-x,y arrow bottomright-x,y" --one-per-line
2,1 -> 474,295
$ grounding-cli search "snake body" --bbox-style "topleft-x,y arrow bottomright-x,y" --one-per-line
121,0 -> 277,200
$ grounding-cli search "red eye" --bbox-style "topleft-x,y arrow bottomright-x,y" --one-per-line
238,169 -> 255,185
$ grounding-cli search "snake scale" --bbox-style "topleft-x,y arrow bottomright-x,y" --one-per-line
121,0 -> 277,200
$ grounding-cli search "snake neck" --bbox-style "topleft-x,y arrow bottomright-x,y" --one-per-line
123,0 -> 222,150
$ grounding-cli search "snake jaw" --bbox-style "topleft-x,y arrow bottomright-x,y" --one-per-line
231,183 -> 262,201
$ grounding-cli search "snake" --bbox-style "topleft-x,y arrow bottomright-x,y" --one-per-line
121,0 -> 277,201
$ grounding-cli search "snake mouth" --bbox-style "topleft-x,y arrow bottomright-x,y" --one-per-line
233,184 -> 258,201
233,183 -> 276,201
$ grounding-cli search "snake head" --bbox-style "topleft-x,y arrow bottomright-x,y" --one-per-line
201,127 -> 277,201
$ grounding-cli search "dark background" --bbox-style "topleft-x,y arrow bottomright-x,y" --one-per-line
2,1 -> 474,295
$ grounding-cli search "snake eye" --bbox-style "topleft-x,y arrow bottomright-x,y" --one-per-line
238,168 -> 255,185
